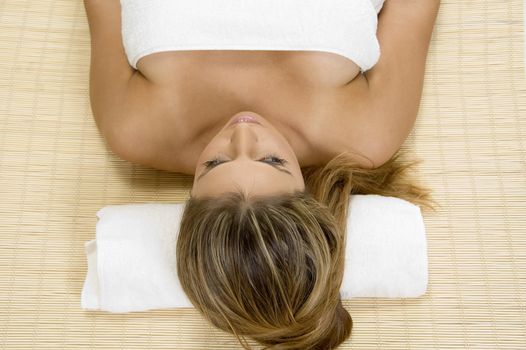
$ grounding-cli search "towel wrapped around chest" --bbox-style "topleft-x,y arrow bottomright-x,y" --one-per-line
120,0 -> 385,72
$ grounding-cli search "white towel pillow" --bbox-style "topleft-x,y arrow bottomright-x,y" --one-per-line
81,195 -> 428,313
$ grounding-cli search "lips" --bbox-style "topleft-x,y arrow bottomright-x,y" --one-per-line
229,114 -> 261,126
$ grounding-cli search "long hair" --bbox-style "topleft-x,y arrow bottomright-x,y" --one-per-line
176,151 -> 434,349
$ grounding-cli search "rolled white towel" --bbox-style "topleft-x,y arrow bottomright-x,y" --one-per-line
81,194 -> 428,313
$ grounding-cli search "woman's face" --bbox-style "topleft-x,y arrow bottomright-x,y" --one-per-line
191,111 -> 305,198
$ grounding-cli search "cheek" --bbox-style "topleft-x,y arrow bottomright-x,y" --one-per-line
198,139 -> 222,163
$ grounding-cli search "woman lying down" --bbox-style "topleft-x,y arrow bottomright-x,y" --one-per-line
84,0 -> 440,349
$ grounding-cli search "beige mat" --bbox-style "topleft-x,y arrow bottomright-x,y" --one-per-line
1,0 -> 525,349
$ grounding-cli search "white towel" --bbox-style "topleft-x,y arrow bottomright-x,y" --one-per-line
81,195 -> 428,312
81,194 -> 428,313
121,0 -> 385,72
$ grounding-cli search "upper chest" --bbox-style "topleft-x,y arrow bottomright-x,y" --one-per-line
137,50 -> 362,129
137,49 -> 361,90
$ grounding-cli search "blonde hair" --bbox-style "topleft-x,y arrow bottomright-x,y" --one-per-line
176,151 -> 434,349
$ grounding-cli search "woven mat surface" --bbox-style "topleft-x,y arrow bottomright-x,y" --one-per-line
1,1 -> 525,349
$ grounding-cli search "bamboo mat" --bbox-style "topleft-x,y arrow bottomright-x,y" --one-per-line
1,0 -> 525,349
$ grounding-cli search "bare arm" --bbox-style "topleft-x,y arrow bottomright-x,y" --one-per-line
84,0 -> 159,158
359,0 -> 441,167
84,0 -> 133,127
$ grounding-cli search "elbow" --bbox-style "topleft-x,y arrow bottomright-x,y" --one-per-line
367,148 -> 398,169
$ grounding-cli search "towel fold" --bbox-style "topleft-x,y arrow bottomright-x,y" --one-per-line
81,194 -> 428,313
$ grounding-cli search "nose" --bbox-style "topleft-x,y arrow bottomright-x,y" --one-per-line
230,124 -> 259,158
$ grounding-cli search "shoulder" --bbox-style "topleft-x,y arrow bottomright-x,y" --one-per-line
97,74 -> 191,172
314,74 -> 401,170
326,0 -> 440,168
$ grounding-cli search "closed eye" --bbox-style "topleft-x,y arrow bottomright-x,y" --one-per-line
203,154 -> 287,170
259,155 -> 287,166
198,155 -> 291,180
202,158 -> 227,169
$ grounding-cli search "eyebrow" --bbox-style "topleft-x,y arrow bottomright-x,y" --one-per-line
197,161 -> 293,181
